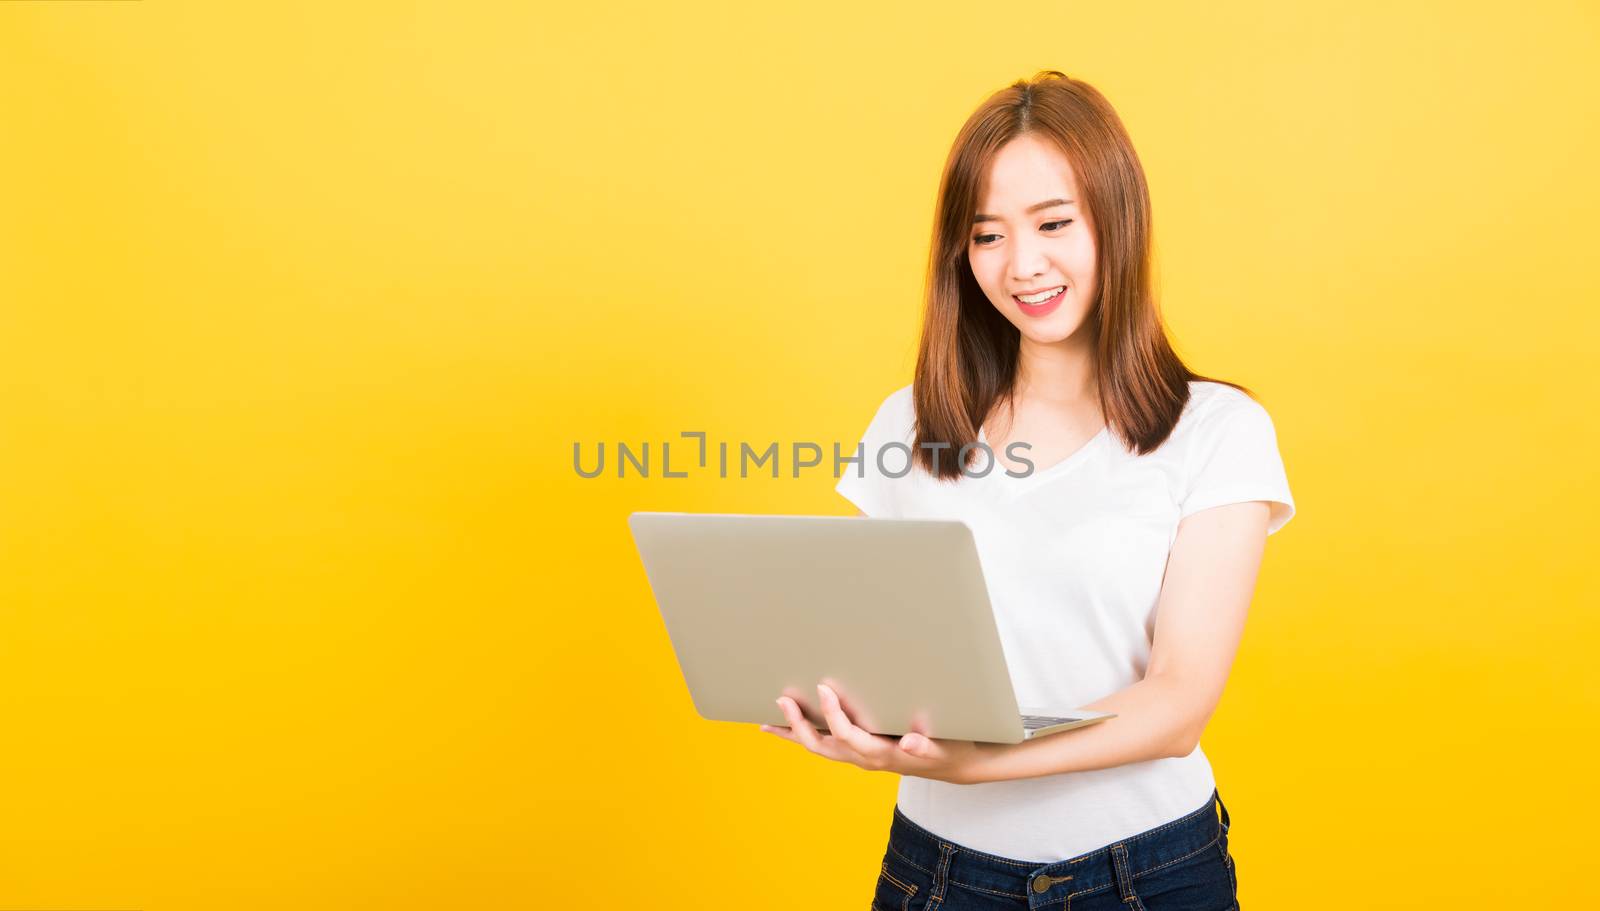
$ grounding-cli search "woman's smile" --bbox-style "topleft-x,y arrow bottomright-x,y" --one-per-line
1014,284 -> 1066,317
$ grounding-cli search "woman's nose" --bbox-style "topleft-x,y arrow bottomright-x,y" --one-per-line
1009,237 -> 1048,282
1010,256 -> 1048,284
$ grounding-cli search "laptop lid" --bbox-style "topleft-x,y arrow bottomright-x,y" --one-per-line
627,511 -> 1035,743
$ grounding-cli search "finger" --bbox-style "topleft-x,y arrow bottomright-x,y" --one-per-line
760,723 -> 799,744
778,696 -> 834,756
899,732 -> 935,757
816,684 -> 873,756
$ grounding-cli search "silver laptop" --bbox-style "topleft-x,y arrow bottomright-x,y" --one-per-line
627,511 -> 1114,744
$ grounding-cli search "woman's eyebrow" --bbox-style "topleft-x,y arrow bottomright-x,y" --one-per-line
972,198 -> 1075,224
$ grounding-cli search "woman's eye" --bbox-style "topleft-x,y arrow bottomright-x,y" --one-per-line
972,220 -> 1072,246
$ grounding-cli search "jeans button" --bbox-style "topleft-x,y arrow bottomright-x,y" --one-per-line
1032,875 -> 1050,894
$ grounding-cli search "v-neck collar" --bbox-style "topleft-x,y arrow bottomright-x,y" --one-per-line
977,422 -> 1112,498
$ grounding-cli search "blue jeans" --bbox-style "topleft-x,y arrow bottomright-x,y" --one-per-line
871,790 -> 1239,910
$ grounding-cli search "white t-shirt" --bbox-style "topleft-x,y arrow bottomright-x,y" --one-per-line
833,379 -> 1295,862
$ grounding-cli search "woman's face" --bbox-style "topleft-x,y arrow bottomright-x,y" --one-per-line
967,133 -> 1097,346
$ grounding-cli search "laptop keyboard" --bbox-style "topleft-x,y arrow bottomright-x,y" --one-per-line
1021,714 -> 1079,730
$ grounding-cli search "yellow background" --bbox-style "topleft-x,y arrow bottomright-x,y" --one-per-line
2,1 -> 1596,907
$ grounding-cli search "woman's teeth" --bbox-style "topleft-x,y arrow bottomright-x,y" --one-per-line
1015,286 -> 1065,304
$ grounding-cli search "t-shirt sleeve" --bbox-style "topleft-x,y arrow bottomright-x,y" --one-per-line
1178,394 -> 1296,535
833,388 -> 908,518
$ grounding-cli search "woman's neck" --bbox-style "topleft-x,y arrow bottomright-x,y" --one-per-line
1014,333 -> 1098,406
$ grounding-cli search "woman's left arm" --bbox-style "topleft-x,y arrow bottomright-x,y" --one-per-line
961,499 -> 1272,785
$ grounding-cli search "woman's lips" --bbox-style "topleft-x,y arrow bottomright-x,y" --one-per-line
1014,286 -> 1065,317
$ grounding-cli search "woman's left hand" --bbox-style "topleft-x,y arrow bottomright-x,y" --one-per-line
760,683 -> 988,785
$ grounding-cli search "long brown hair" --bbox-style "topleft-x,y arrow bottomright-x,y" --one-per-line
913,70 -> 1249,480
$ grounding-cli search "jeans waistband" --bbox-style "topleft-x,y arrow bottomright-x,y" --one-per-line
885,790 -> 1229,906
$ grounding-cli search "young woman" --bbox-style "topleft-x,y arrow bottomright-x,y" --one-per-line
758,72 -> 1295,909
